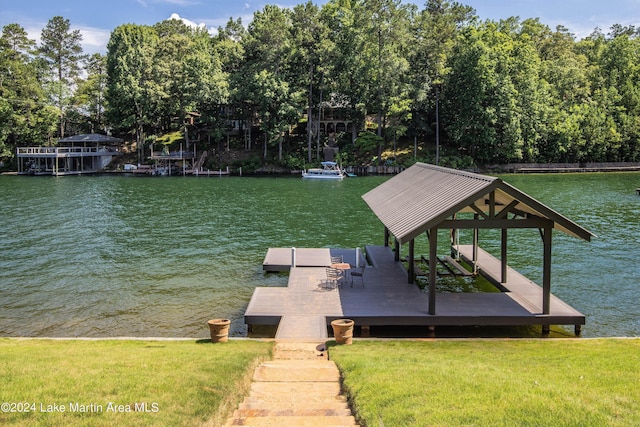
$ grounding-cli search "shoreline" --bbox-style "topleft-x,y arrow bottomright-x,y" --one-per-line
5,161 -> 640,176
3,336 -> 639,341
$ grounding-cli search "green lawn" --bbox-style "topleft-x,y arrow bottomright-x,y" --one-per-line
330,339 -> 640,426
0,338 -> 273,426
3,337 -> 639,426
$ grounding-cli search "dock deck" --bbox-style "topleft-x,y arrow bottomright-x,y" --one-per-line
247,246 -> 585,341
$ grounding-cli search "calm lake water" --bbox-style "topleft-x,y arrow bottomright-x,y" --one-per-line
1,172 -> 638,338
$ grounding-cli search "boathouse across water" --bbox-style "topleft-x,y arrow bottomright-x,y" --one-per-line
16,133 -> 121,176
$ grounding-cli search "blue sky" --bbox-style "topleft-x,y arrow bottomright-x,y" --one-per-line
1,0 -> 639,54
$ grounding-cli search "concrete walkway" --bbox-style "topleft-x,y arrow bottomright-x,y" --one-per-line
224,342 -> 359,426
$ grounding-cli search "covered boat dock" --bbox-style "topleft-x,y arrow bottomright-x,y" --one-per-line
245,163 -> 594,340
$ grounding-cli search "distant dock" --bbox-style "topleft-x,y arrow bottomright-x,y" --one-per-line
494,161 -> 640,173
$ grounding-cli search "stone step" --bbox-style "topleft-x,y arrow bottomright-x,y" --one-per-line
224,415 -> 358,426
240,393 -> 348,404
233,408 -> 354,418
258,359 -> 336,369
249,381 -> 342,400
238,397 -> 349,412
273,342 -> 328,360
253,360 -> 340,382
244,392 -> 344,408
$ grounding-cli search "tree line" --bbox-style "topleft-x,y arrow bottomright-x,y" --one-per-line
1,0 -> 639,170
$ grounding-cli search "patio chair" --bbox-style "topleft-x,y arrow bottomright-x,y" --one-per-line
350,265 -> 365,287
331,255 -> 343,264
325,267 -> 342,290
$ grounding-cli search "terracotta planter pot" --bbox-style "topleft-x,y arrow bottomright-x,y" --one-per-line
331,319 -> 354,345
207,319 -> 231,343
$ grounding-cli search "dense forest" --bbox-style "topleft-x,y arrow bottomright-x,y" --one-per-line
1,0 -> 639,171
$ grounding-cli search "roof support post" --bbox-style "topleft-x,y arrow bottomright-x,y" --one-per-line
542,226 -> 552,315
489,191 -> 496,217
408,239 -> 415,284
429,228 -> 437,315
384,227 -> 390,247
472,215 -> 479,274
501,228 -> 508,283
394,238 -> 400,262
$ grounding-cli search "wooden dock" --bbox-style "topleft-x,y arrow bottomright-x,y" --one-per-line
246,246 -> 585,341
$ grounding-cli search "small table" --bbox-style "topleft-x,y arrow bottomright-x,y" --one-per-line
331,263 -> 351,285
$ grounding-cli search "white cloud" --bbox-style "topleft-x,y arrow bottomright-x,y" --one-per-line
22,21 -> 110,55
23,25 -> 43,47
78,26 -> 112,54
168,13 -> 217,35
547,14 -> 640,40
169,13 -> 204,29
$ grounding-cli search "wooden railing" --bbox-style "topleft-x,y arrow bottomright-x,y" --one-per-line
17,147 -> 118,156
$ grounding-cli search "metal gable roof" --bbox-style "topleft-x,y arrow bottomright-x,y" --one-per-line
362,163 -> 594,244
57,134 -> 123,143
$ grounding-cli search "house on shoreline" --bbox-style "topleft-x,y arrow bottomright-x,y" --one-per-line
16,134 -> 122,176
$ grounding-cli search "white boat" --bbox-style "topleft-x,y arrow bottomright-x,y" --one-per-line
302,161 -> 345,180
